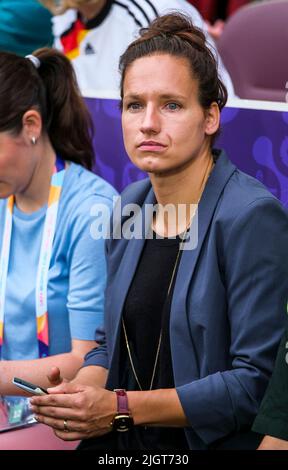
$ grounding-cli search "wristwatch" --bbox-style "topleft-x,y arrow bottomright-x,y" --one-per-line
111,389 -> 134,432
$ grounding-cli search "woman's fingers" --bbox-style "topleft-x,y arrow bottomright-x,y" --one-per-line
30,387 -> 85,409
34,413 -> 112,441
32,404 -> 82,421
35,414 -> 88,432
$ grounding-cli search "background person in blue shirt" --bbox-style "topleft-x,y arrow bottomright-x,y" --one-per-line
0,47 -> 117,397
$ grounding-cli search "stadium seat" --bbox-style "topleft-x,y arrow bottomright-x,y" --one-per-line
217,0 -> 288,101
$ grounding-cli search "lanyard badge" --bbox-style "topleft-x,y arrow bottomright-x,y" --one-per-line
0,158 -> 66,358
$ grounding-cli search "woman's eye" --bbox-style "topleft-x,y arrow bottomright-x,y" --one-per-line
165,102 -> 181,111
127,102 -> 142,111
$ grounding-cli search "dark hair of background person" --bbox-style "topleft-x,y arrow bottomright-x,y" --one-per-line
119,13 -> 228,144
0,47 -> 94,170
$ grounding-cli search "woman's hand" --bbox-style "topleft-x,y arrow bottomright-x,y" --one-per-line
30,382 -> 117,441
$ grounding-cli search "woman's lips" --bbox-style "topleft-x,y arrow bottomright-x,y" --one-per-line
137,141 -> 167,152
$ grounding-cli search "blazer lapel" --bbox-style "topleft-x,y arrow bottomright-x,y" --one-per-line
170,151 -> 237,385
107,186 -> 156,364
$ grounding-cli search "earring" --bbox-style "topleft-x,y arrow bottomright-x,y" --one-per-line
31,136 -> 36,145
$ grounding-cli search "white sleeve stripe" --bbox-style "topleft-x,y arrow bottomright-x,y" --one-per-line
129,0 -> 155,23
116,0 -> 160,25
114,0 -> 144,27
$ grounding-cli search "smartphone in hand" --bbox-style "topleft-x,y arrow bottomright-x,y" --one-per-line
12,377 -> 48,396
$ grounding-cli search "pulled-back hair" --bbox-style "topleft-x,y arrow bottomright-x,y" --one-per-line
119,13 -> 228,113
0,48 -> 94,170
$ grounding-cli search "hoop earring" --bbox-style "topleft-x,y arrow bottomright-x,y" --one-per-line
31,136 -> 37,145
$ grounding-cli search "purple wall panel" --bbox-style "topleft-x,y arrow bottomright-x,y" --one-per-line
85,98 -> 288,206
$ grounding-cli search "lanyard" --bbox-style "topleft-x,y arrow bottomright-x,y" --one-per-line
0,158 -> 66,358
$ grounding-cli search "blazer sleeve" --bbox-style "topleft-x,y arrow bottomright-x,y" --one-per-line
177,197 -> 288,444
81,236 -> 112,370
82,323 -> 109,369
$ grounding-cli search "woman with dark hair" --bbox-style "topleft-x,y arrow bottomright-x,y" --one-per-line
0,48 -> 117,422
31,14 -> 288,450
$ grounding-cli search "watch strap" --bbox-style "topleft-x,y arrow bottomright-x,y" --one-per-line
114,389 -> 129,413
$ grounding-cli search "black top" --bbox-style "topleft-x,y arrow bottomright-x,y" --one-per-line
252,326 -> 288,441
117,232 -> 189,450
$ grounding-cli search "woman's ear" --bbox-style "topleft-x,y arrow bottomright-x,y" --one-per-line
22,109 -> 42,144
204,102 -> 220,136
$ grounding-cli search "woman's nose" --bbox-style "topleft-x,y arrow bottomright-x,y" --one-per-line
140,105 -> 161,134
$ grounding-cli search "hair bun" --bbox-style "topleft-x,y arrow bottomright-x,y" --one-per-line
150,12 -> 192,34
120,11 -> 227,115
144,12 -> 201,35
140,12 -> 206,47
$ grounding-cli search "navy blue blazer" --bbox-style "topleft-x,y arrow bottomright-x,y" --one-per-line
84,151 -> 288,449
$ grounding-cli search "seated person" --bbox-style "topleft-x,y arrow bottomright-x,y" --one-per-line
30,13 -> 288,450
0,47 -> 117,427
40,0 -> 235,97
